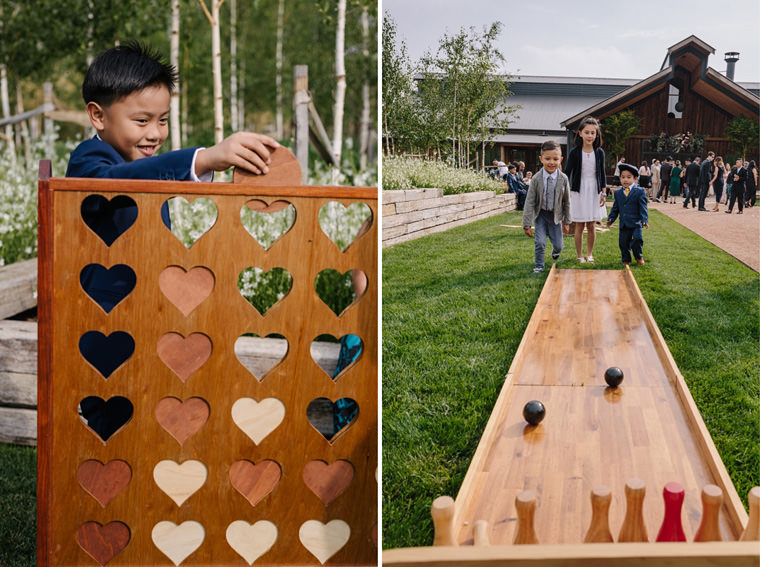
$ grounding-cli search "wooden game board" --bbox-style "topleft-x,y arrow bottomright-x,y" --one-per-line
37,161 -> 377,566
384,266 -> 757,566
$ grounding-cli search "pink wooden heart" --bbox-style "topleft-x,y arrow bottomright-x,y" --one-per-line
229,460 -> 281,506
158,266 -> 215,316
77,460 -> 131,508
157,333 -> 212,382
77,521 -> 130,565
302,460 -> 354,505
155,397 -> 210,444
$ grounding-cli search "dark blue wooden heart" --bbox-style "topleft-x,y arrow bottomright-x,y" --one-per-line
79,396 -> 133,442
80,264 -> 136,313
80,195 -> 138,246
78,331 -> 135,378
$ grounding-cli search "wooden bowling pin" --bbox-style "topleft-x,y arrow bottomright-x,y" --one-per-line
473,520 -> 490,546
694,484 -> 723,542
656,482 -> 687,542
584,486 -> 614,543
513,490 -> 539,544
618,478 -> 649,542
431,495 -> 457,546
740,487 -> 760,541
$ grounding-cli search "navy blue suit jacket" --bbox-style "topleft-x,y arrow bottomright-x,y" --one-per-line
607,185 -> 648,228
66,136 -> 201,180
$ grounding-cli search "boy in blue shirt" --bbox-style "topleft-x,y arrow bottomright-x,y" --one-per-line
606,163 -> 649,265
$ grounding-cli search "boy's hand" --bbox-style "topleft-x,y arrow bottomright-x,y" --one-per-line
605,221 -> 612,228
642,222 -> 648,228
523,226 -> 534,237
195,132 -> 280,176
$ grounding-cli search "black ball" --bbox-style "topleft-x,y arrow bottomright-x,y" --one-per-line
523,400 -> 545,426
604,366 -> 624,388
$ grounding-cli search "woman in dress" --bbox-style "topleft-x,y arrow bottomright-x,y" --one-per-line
745,160 -> 757,207
669,160 -> 683,203
710,156 -> 725,212
563,116 -> 607,263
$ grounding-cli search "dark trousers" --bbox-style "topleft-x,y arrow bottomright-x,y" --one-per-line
618,225 -> 643,263
697,183 -> 709,209
683,185 -> 697,207
728,185 -> 744,212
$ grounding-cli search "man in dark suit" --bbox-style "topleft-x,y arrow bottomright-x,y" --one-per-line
657,156 -> 673,202
683,156 -> 701,208
697,151 -> 715,211
726,159 -> 746,214
606,163 -> 648,265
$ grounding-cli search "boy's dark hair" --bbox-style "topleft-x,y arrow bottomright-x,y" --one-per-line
573,116 -> 603,148
540,140 -> 561,154
82,40 -> 177,106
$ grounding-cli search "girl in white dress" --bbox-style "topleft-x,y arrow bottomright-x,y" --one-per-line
563,116 -> 607,263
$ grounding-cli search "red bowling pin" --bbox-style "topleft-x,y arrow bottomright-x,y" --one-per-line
656,482 -> 687,542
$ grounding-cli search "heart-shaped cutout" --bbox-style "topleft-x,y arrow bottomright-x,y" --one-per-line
306,398 -> 358,443
165,197 -> 218,248
231,398 -> 285,445
157,332 -> 212,382
77,460 -> 132,508
152,521 -> 205,565
81,195 -> 138,246
302,460 -> 354,505
79,331 -> 135,378
319,201 -> 372,251
226,520 -> 278,565
314,269 -> 367,317
311,334 -> 363,379
159,266 -> 215,317
77,521 -> 130,565
79,396 -> 133,442
299,519 -> 350,564
155,397 -> 210,445
234,333 -> 288,381
240,199 -> 296,249
238,267 -> 292,315
153,460 -> 207,507
229,460 -> 281,506
80,264 -> 136,313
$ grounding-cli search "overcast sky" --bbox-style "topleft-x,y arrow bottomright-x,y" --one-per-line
383,0 -> 760,84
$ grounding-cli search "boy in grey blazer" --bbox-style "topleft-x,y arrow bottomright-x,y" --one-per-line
522,141 -> 572,273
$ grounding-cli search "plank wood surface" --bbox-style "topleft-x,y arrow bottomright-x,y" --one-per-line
443,268 -> 746,547
37,175 -> 377,566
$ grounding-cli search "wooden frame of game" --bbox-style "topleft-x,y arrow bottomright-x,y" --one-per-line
384,266 -> 758,567
37,158 -> 377,566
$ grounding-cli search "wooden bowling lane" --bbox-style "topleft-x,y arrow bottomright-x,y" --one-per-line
452,267 -> 747,545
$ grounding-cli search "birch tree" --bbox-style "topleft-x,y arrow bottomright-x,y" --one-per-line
229,0 -> 239,132
197,0 -> 226,144
170,0 -> 181,150
275,0 -> 285,139
358,5 -> 370,170
332,0 -> 346,182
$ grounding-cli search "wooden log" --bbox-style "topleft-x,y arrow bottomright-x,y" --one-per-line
0,320 -> 37,374
0,258 -> 37,319
0,406 -> 37,446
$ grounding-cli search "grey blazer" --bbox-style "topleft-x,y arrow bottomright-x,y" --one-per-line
522,170 -> 572,227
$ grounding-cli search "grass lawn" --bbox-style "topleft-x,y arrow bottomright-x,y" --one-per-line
382,209 -> 760,550
0,444 -> 35,566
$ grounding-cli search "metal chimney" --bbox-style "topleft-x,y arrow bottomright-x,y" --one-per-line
724,52 -> 740,81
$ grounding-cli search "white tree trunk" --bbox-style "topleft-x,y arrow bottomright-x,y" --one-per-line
275,0 -> 284,139
359,6 -> 370,171
170,0 -> 181,150
331,0 -> 346,184
15,83 -> 30,166
238,56 -> 245,130
0,64 -> 16,164
198,0 -> 226,144
229,0 -> 239,132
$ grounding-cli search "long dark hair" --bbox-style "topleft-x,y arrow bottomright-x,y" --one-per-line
573,116 -> 603,148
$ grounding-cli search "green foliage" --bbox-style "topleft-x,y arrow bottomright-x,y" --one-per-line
383,210 -> 759,549
726,115 -> 760,160
0,444 -> 35,567
382,156 -> 505,194
602,109 -> 640,164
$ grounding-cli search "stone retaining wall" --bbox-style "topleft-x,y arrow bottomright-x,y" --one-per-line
382,188 -> 516,247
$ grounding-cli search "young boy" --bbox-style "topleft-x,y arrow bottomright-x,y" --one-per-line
522,140 -> 571,273
606,163 -> 648,265
67,40 -> 278,180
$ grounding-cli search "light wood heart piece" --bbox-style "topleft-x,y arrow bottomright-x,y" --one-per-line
153,460 -> 207,507
302,460 -> 354,506
152,521 -> 205,566
299,519 -> 350,565
226,520 -> 278,565
77,460 -> 131,508
158,266 -> 215,316
157,332 -> 212,382
154,397 -> 209,444
231,398 -> 285,445
77,521 -> 130,565
229,460 -> 281,506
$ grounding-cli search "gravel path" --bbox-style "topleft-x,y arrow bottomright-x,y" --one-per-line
648,195 -> 759,272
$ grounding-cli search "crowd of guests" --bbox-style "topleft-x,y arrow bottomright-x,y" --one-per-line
636,155 -> 757,214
